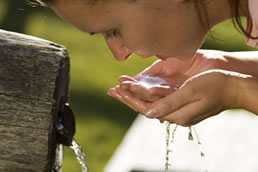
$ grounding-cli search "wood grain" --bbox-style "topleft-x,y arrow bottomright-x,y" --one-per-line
0,29 -> 70,172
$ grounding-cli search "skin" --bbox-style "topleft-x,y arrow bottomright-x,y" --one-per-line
50,0 -> 258,126
52,0 -> 225,60
108,51 -> 258,126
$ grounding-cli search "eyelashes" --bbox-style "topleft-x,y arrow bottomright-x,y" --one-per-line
89,29 -> 121,39
104,29 -> 121,39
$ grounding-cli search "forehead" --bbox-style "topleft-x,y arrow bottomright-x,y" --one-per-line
53,0 -> 121,32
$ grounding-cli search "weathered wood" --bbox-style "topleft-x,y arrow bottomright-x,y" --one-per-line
0,29 -> 70,172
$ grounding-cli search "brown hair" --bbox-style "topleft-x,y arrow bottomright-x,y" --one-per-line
37,0 -> 257,39
229,0 -> 258,39
34,0 -> 53,6
193,0 -> 257,39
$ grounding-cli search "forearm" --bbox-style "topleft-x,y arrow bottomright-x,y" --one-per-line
197,50 -> 258,77
223,51 -> 258,77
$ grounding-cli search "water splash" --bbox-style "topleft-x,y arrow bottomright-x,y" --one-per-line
138,74 -> 167,89
70,139 -> 90,172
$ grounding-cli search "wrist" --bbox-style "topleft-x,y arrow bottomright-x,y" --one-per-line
237,75 -> 258,114
222,71 -> 255,110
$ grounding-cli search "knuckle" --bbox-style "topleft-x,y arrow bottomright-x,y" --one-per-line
148,88 -> 157,95
160,102 -> 174,114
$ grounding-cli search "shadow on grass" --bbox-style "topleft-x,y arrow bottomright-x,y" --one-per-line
69,90 -> 137,126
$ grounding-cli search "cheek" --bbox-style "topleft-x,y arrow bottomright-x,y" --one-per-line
121,26 -> 162,54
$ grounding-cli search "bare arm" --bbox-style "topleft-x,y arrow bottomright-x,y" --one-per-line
238,75 -> 258,115
108,50 -> 258,126
197,50 -> 258,77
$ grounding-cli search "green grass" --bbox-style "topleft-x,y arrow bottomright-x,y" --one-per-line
1,4 -> 256,172
203,19 -> 256,51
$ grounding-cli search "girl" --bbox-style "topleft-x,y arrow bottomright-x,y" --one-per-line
37,0 -> 258,126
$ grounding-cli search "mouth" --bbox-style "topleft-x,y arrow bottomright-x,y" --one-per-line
156,55 -> 168,60
123,53 -> 132,61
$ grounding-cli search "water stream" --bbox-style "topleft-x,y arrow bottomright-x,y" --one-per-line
164,124 -> 206,172
70,139 -> 90,172
56,106 -> 90,172
164,122 -> 171,172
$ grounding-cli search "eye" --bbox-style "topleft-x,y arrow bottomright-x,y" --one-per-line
104,29 -> 121,39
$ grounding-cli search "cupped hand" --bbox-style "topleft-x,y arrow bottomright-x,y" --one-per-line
144,69 -> 246,126
117,50 -> 227,101
108,50 -> 228,112
109,69 -> 248,126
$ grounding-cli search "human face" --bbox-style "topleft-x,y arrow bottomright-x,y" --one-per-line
53,0 -> 208,61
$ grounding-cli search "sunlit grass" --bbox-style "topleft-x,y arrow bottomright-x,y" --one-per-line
203,19 -> 256,51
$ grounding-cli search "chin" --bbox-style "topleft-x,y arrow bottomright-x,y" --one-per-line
156,53 -> 195,61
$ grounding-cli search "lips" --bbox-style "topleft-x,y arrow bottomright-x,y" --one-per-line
123,52 -> 132,61
156,55 -> 168,60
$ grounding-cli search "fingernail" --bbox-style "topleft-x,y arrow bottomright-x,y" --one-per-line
107,89 -> 115,97
120,83 -> 130,90
107,91 -> 112,96
145,108 -> 157,118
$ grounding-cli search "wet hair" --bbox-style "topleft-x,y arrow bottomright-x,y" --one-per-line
36,0 -> 257,39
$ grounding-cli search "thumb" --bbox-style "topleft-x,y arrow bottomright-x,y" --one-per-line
145,85 -> 196,118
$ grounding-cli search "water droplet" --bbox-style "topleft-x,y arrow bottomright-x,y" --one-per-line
188,126 -> 194,141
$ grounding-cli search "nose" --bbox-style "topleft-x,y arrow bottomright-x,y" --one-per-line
104,37 -> 132,61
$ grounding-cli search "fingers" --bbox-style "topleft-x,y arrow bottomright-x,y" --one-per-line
108,86 -> 150,114
159,99 -> 220,126
120,80 -> 173,102
132,83 -> 172,101
158,100 -> 204,126
107,87 -> 138,112
116,86 -> 150,114
145,85 -> 197,119
119,75 -> 137,83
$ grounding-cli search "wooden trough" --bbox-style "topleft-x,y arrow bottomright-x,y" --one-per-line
0,29 -> 70,172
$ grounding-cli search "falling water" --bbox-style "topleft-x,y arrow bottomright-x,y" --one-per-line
56,116 -> 90,172
164,124 -> 178,172
193,127 -> 205,158
164,124 -> 206,172
164,122 -> 171,172
70,139 -> 90,172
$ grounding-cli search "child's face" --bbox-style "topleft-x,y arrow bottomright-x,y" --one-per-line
53,0 -> 207,61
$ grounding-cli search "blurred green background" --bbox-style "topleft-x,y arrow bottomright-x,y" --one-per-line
0,0 -> 256,172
